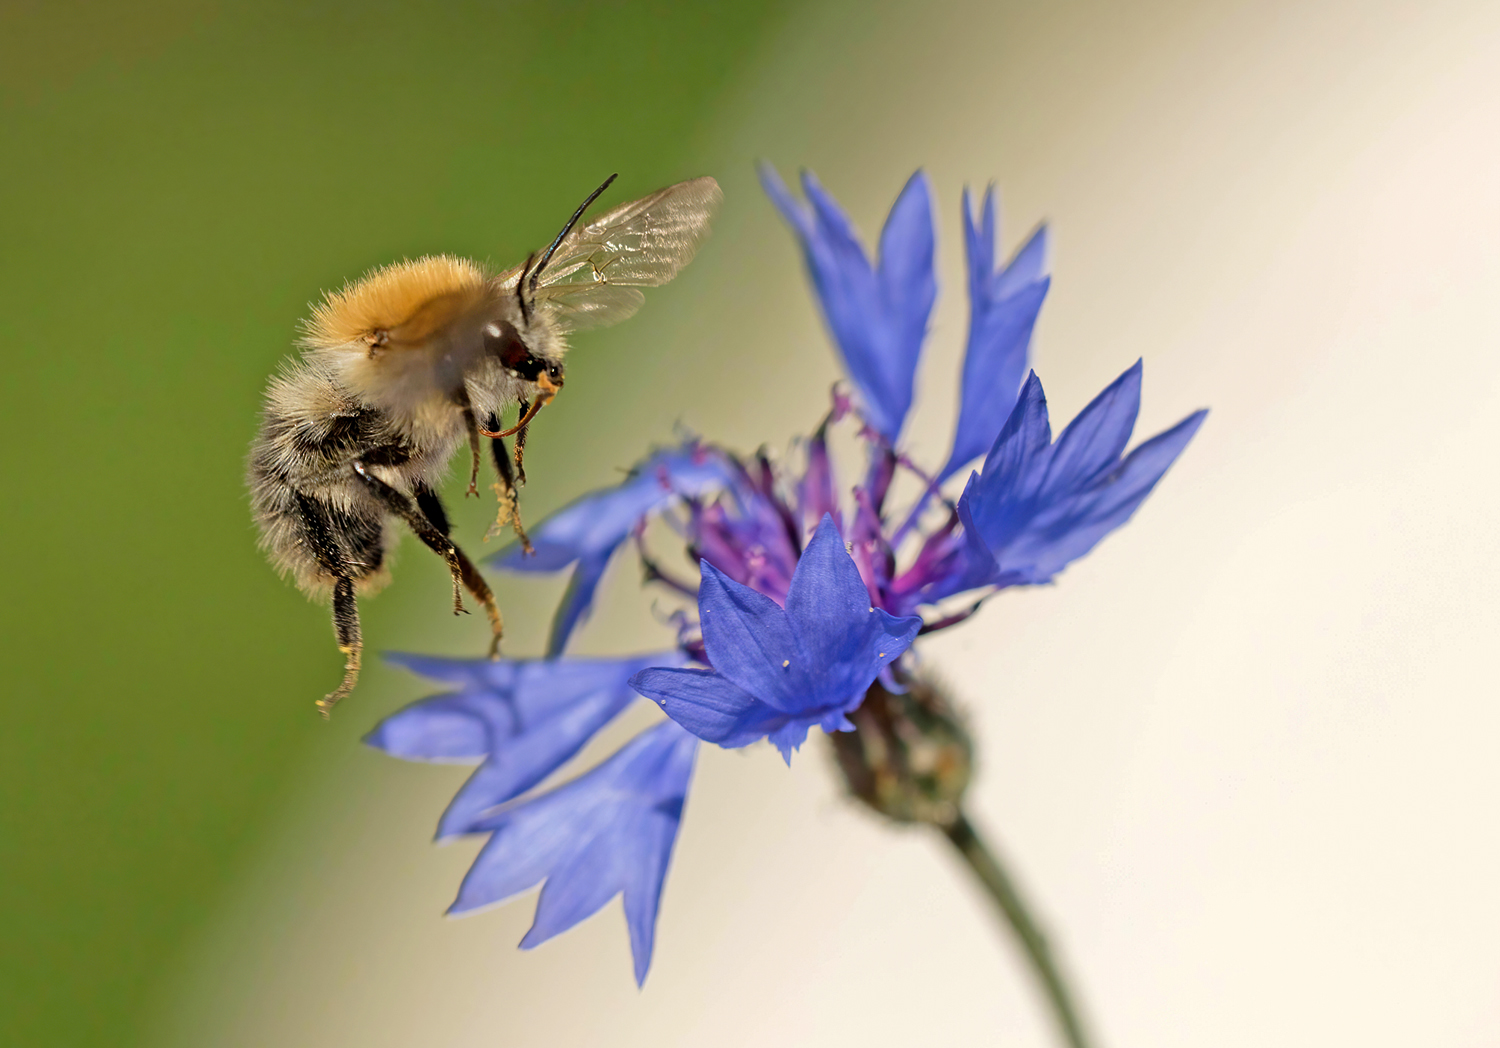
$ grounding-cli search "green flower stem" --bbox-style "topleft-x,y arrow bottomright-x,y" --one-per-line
942,811 -> 1097,1048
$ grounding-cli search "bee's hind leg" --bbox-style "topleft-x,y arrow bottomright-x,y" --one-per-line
415,483 -> 504,659
292,490 -> 365,718
317,576 -> 363,719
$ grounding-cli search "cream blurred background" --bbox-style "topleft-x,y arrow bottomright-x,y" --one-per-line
151,0 -> 1500,1044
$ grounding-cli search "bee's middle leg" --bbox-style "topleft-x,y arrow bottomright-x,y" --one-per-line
351,460 -> 468,616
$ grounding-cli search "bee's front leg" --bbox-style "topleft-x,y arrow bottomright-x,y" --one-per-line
456,394 -> 483,498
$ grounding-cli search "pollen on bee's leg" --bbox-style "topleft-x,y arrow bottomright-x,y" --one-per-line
317,645 -> 363,720
319,577 -> 363,719
511,515 -> 533,556
481,479 -> 533,555
465,439 -> 482,498
513,418 -> 530,487
449,571 -> 468,616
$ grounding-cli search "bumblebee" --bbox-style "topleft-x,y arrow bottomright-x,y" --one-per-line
247,175 -> 721,716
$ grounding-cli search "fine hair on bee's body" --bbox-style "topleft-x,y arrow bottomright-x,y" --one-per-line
248,174 -> 722,717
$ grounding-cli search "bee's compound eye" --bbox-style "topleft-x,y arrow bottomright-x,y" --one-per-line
483,320 -> 539,378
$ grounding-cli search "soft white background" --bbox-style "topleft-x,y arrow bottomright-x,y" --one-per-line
155,0 -> 1500,1044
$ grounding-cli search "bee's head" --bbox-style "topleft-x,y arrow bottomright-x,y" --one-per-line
483,319 -> 565,400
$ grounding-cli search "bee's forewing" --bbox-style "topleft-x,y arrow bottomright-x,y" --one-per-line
529,176 -> 722,332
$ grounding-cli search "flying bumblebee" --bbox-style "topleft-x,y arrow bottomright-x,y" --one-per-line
248,175 -> 721,717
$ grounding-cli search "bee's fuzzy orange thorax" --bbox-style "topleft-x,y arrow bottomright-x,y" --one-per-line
305,255 -> 489,349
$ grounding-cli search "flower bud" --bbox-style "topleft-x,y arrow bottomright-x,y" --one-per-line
829,668 -> 973,827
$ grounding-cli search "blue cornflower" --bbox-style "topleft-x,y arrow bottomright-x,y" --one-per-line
630,516 -> 922,761
368,164 -> 1205,990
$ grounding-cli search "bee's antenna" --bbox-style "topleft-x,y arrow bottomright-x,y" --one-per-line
515,251 -> 536,326
527,173 -> 618,296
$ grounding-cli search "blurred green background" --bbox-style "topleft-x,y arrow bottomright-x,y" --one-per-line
0,3 -> 792,1044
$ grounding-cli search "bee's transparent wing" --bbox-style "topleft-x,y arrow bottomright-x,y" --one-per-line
528,176 -> 722,332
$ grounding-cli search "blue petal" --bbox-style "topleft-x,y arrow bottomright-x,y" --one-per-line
759,164 -> 935,440
435,684 -> 635,840
962,186 -> 997,307
544,546 -> 619,657
638,516 -> 920,757
487,445 -> 732,654
766,720 -> 813,764
957,363 -> 1206,586
874,170 -> 937,434
695,559 -> 810,711
380,653 -> 671,742
382,651 -> 520,690
1001,408 -> 1207,580
1039,359 -> 1141,499
784,515 -> 871,627
451,720 -> 698,986
969,371 -> 1054,530
363,692 -> 490,763
785,516 -> 922,702
630,667 -> 789,748
942,190 -> 1051,481
370,653 -> 682,839
993,224 -> 1048,299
